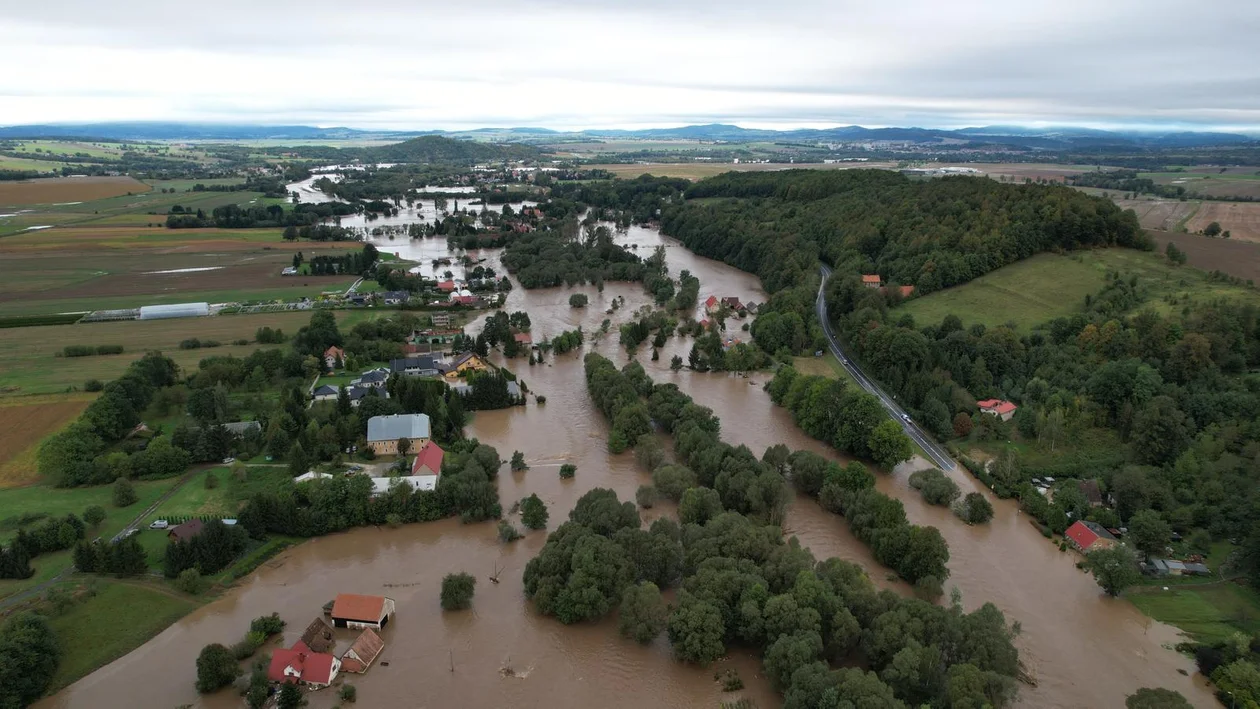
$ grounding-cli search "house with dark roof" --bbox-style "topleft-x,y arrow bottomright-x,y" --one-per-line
347,386 -> 385,407
340,629 -> 385,674
389,356 -> 440,377
167,519 -> 204,542
352,369 -> 389,388
312,384 -> 339,402
330,593 -> 396,629
1065,520 -> 1117,553
721,296 -> 744,311
381,291 -> 410,305
366,413 -> 431,455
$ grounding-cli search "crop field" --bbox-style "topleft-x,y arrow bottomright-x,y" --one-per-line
1185,202 -> 1260,241
0,394 -> 95,486
894,248 -> 1260,330
0,310 -> 371,396
1115,198 -> 1200,232
0,155 -> 70,172
1141,169 -> 1260,200
1149,232 -> 1260,282
0,176 -> 150,206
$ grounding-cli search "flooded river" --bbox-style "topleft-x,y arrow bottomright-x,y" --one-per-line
38,193 -> 1216,708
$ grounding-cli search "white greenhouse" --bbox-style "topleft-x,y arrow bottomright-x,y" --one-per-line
138,302 -> 210,320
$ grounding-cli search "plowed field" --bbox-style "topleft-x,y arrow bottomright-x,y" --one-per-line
0,395 -> 94,487
0,177 -> 150,206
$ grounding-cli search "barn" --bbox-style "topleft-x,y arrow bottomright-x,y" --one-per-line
329,593 -> 395,629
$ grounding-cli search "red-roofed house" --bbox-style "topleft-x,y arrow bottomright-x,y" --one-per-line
1065,520 -> 1117,553
721,296 -> 744,311
976,399 -> 1018,421
268,644 -> 341,688
452,295 -> 479,307
324,346 -> 346,369
330,593 -> 396,629
340,629 -> 385,674
862,274 -> 882,288
513,332 -> 532,345
411,440 -> 444,476
704,295 -> 719,313
436,280 -> 456,293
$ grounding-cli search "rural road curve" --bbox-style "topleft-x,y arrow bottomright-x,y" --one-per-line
816,265 -> 956,471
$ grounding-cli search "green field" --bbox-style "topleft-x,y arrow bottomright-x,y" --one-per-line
895,248 -> 1260,331
141,465 -> 293,524
0,156 -> 68,172
46,581 -> 200,692
1128,582 -> 1260,644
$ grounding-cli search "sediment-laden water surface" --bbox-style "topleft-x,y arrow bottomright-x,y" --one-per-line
39,216 -> 1213,709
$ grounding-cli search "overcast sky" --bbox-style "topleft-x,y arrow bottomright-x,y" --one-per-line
3,0 -> 1259,131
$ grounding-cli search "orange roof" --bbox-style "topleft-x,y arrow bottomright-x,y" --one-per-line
976,399 -> 1017,415
861,274 -> 881,284
899,285 -> 915,297
341,629 -> 385,673
411,440 -> 445,476
513,332 -> 532,344
331,593 -> 388,622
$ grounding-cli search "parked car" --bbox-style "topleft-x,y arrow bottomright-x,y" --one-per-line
122,528 -> 140,538
222,457 -> 236,464
149,520 -> 169,530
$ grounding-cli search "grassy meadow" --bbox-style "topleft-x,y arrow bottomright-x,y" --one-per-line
894,248 -> 1260,331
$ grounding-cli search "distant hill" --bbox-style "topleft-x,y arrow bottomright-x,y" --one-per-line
0,121 -> 1252,150
359,135 -> 537,162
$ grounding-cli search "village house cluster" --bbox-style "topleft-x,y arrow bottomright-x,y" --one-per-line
267,593 -> 395,689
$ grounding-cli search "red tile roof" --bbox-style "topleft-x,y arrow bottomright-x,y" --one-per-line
976,399 -> 1018,415
331,593 -> 388,623
704,295 -> 718,308
268,646 -> 338,685
340,629 -> 385,674
437,280 -> 456,292
411,440 -> 445,476
1065,520 -> 1114,551
861,274 -> 882,284
513,332 -> 532,344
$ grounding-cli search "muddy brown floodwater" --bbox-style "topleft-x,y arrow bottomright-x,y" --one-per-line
40,225 -> 1216,709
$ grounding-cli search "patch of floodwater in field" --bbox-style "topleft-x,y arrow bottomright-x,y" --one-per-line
53,201 -> 83,205
144,267 -> 226,274
23,225 -> 52,231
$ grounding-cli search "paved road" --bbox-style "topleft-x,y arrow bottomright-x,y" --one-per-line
816,265 -> 956,471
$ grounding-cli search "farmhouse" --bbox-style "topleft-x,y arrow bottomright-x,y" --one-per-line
389,356 -> 440,377
268,643 -> 341,688
167,519 -> 204,542
436,279 -> 457,292
340,629 -> 386,673
513,332 -> 532,345
299,617 -> 336,654
329,593 -> 396,629
369,475 -> 438,496
704,295 -> 719,313
365,413 -> 431,455
721,296 -> 744,311
411,440 -> 445,476
1065,520 -> 1117,553
861,274 -> 882,288
976,399 -> 1018,421
324,346 -> 346,369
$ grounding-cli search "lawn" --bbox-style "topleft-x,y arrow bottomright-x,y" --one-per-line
141,465 -> 293,527
46,580 -> 200,693
1128,581 -> 1260,645
895,247 -> 1260,331
0,477 -> 178,544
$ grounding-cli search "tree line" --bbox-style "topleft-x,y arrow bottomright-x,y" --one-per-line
526,353 -> 1017,708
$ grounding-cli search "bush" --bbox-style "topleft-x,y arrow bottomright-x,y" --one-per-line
340,684 -> 358,703
955,491 -> 995,524
908,468 -> 960,507
498,520 -> 523,542
441,572 -> 476,610
569,293 -> 589,308
204,472 -> 220,490
636,485 -> 657,509
84,379 -> 104,392
83,505 -> 106,527
112,478 -> 137,507
559,463 -> 576,479
195,643 -> 240,693
510,451 -> 528,472
249,612 -> 286,636
385,513 -> 402,528
175,568 -> 208,595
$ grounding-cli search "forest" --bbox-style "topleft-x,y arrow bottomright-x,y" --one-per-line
521,354 -> 1013,708
500,224 -> 645,288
